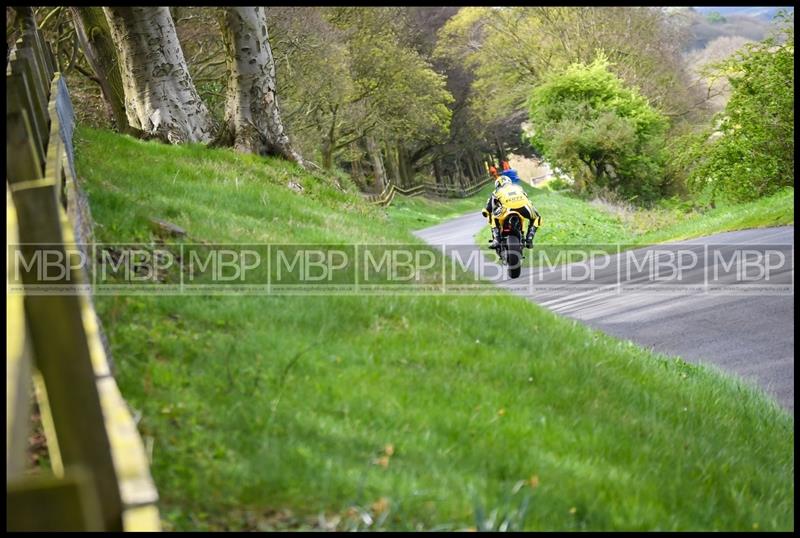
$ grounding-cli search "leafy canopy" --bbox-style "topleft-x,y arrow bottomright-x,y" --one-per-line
269,7 -> 453,168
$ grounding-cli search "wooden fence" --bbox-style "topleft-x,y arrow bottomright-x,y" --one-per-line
6,22 -> 160,531
366,176 -> 495,207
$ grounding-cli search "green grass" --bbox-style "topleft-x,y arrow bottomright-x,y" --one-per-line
473,186 -> 794,265
75,126 -> 793,531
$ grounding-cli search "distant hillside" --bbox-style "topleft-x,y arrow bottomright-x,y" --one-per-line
674,7 -> 790,51
693,6 -> 793,22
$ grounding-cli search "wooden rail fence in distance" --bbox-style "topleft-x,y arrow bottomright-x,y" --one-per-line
366,176 -> 494,207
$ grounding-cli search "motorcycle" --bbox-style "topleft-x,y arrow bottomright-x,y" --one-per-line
482,204 -> 526,279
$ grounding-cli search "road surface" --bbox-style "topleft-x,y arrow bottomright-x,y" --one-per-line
415,212 -> 794,411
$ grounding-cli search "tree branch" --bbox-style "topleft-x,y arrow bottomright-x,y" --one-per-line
74,63 -> 101,85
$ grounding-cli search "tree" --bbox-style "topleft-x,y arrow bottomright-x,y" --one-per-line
103,7 -> 215,143
677,16 -> 794,203
70,7 -> 129,132
528,55 -> 669,202
266,7 -> 452,184
325,7 -> 452,183
217,7 -> 303,165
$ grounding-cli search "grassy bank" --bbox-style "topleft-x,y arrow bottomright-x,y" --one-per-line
75,127 -> 793,531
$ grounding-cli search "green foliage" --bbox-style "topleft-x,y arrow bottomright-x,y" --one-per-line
77,127 -> 793,531
435,7 -> 697,137
706,11 -> 727,24
527,56 -> 669,203
268,7 -> 453,170
345,16 -> 453,142
435,7 -> 541,125
676,17 -> 794,203
543,177 -> 571,192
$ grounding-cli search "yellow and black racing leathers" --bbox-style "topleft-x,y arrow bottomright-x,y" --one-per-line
485,182 -> 542,248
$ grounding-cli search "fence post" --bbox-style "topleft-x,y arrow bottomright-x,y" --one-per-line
11,45 -> 49,115
7,53 -> 49,158
6,186 -> 33,480
11,181 -> 125,531
6,107 -> 44,183
6,72 -> 46,164
19,33 -> 50,95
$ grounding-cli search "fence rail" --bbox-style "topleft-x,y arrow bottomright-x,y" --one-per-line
6,21 -> 160,532
366,176 -> 494,207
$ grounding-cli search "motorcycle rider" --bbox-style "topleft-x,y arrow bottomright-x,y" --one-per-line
484,175 -> 541,250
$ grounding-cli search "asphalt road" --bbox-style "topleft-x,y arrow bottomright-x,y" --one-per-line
415,212 -> 794,411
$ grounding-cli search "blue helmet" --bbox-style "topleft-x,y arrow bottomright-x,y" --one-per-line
500,169 -> 520,183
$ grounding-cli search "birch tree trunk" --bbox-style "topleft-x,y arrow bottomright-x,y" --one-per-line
71,7 -> 130,133
218,7 -> 304,166
103,7 -> 215,144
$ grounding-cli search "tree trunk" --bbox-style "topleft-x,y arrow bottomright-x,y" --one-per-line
321,142 -> 333,170
70,7 -> 130,133
218,7 -> 303,165
321,106 -> 337,169
350,141 -> 364,186
366,135 -> 386,193
465,156 -> 476,183
385,141 -> 401,186
432,159 -> 443,185
12,7 -> 35,35
398,141 -> 412,186
455,159 -> 466,189
472,155 -> 482,181
103,7 -> 215,144
494,135 -> 506,164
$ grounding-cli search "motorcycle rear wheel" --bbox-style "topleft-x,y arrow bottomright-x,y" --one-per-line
506,235 -> 523,279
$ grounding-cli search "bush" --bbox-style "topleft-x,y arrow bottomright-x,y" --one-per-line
527,54 -> 669,204
677,14 -> 794,204
543,176 -> 571,192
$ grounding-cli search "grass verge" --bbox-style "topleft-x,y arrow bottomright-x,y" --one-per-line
75,127 -> 793,531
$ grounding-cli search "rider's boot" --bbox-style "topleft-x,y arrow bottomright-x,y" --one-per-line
489,227 -> 501,249
525,227 -> 536,249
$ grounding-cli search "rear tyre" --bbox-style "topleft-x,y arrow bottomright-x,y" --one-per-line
506,235 -> 522,279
